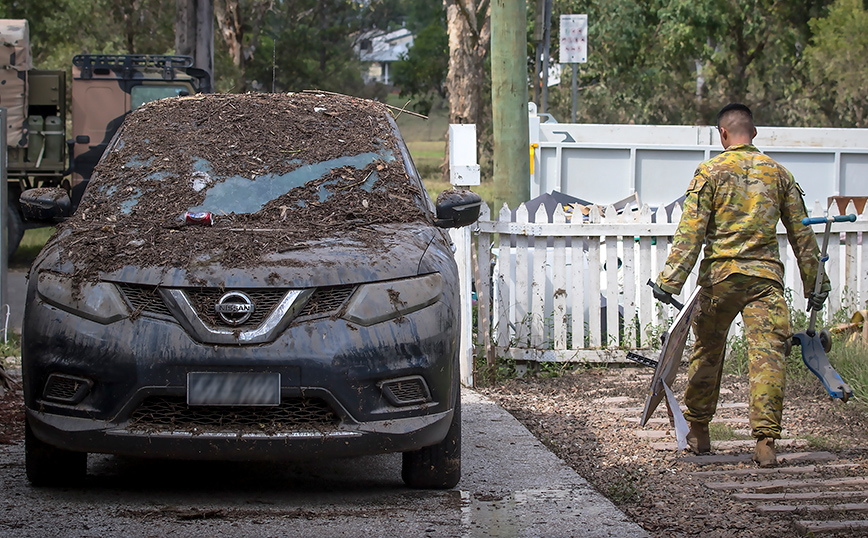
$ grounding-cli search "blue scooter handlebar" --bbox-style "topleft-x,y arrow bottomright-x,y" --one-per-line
803,214 -> 857,226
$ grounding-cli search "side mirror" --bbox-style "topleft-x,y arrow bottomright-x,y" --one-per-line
434,189 -> 482,228
20,188 -> 72,223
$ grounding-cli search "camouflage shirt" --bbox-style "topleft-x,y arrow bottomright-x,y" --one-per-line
657,143 -> 828,296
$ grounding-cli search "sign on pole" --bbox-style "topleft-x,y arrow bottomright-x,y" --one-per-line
559,14 -> 588,122
559,14 -> 587,64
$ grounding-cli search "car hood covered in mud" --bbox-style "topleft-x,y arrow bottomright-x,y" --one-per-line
43,92 -> 438,286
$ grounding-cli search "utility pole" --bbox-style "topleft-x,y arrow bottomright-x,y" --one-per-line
532,0 -> 544,106
491,0 -> 530,208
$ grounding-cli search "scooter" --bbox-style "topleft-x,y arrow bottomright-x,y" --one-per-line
791,214 -> 856,402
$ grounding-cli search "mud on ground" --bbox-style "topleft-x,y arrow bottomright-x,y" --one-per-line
481,366 -> 868,537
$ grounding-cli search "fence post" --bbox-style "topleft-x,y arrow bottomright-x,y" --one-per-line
0,108 -> 6,319
448,124 -> 480,387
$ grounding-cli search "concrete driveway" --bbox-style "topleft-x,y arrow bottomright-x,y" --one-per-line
0,388 -> 646,537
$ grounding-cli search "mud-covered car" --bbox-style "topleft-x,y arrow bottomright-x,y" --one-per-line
20,92 -> 480,489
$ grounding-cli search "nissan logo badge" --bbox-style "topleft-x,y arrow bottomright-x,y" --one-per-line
214,291 -> 255,325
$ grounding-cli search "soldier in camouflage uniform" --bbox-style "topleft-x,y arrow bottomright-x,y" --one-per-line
652,103 -> 830,467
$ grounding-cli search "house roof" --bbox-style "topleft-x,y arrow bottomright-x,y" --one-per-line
358,28 -> 414,63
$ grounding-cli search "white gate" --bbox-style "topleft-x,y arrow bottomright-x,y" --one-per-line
455,199 -> 868,386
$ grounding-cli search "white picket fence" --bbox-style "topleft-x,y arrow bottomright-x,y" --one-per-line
453,198 -> 868,386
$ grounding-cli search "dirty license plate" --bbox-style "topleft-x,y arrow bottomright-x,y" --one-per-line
187,372 -> 281,406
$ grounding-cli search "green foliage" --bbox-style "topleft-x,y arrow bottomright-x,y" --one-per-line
0,333 -> 21,359
541,0 -> 839,126
827,338 -> 868,405
245,1 -> 367,95
8,0 -> 175,68
393,18 -> 448,114
474,353 -> 516,386
805,0 -> 868,126
606,468 -> 643,504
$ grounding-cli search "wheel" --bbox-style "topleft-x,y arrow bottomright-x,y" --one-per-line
402,387 -> 461,489
6,201 -> 24,261
25,418 -> 87,487
819,328 -> 833,353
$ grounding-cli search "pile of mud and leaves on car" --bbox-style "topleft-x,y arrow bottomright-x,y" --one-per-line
478,357 -> 868,538
58,91 -> 429,277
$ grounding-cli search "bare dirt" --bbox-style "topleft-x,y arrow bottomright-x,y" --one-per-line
480,366 -> 868,537
53,92 -> 430,278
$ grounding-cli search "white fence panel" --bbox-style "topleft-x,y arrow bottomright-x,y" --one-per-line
464,199 -> 868,380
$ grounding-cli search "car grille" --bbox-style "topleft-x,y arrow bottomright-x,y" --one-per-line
118,284 -> 355,327
119,283 -> 173,317
296,285 -> 355,318
127,396 -> 341,435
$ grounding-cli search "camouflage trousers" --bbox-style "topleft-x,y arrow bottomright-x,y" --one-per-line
684,274 -> 791,439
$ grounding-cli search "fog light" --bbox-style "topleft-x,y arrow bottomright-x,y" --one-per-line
43,374 -> 92,404
379,376 -> 431,406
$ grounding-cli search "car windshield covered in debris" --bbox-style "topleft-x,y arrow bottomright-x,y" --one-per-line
21,92 -> 478,489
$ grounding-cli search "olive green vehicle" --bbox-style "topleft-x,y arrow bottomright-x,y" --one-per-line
1,19 -> 210,257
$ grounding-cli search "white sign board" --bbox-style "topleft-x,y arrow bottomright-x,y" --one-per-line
559,14 -> 587,64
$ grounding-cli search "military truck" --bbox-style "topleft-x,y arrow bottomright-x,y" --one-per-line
1,19 -> 211,257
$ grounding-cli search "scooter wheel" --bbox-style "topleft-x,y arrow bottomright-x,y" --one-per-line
819,329 -> 833,353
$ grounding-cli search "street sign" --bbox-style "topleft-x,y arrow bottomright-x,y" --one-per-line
559,14 -> 587,64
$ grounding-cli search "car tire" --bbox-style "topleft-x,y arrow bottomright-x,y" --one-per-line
25,418 -> 87,487
401,386 -> 461,489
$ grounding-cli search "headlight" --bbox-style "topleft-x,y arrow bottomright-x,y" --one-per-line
37,271 -> 129,324
342,273 -> 443,327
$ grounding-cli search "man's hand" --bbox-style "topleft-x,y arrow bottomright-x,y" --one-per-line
808,290 -> 829,311
651,281 -> 673,305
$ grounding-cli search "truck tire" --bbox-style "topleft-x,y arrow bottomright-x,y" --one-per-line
401,386 -> 461,489
6,201 -> 24,260
25,418 -> 87,487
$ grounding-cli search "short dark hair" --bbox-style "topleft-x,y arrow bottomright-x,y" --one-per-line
716,103 -> 753,129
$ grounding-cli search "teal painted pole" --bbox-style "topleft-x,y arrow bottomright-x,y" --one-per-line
491,0 -> 530,208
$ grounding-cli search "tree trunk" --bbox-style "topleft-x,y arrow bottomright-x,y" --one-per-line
176,0 -> 214,85
442,0 -> 491,179
214,0 -> 244,67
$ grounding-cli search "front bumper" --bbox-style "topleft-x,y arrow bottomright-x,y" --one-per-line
26,404 -> 453,460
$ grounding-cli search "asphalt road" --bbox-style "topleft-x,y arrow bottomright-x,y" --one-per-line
1,269 -> 646,536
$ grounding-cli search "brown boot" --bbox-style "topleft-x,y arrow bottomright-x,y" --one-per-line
752,437 -> 777,468
686,422 -> 711,454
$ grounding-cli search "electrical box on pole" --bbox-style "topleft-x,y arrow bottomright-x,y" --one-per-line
449,124 -> 480,186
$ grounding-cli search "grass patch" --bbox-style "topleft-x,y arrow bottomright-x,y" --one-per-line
10,226 -> 54,269
827,337 -> 868,402
803,433 -> 848,451
709,422 -> 751,441
0,332 -> 21,359
606,469 -> 643,504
